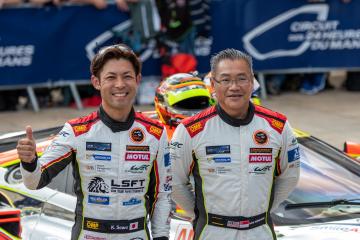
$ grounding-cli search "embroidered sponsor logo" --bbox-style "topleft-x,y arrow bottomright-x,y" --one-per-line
165,175 -> 172,183
111,179 -> 145,193
289,161 -> 300,168
88,177 -> 110,193
249,165 -> 272,175
170,141 -> 183,149
207,167 -> 231,174
271,119 -> 284,130
164,153 -> 171,167
86,154 -> 111,161
46,142 -> 61,151
149,125 -> 162,137
253,130 -> 269,145
126,145 -> 150,152
125,152 -> 150,161
85,164 -> 112,173
123,198 -> 141,206
206,145 -> 231,155
250,148 -> 272,154
96,165 -> 111,172
74,125 -> 87,133
288,147 -> 300,163
290,137 -> 298,146
84,234 -> 106,240
207,157 -> 231,163
227,220 -> 250,229
58,130 -> 70,137
85,165 -> 94,171
163,183 -> 172,191
86,220 -> 100,230
93,154 -> 111,161
125,164 -> 150,174
189,122 -> 202,133
249,154 -> 272,163
86,142 -> 112,152
130,128 -> 145,143
88,195 -> 110,205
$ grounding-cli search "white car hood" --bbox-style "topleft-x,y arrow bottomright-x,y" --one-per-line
276,218 -> 360,240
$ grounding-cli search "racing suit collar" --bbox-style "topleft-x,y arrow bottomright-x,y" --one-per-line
216,102 -> 254,127
98,106 -> 135,132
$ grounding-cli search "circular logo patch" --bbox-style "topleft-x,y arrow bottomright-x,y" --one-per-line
130,128 -> 145,143
253,130 -> 269,145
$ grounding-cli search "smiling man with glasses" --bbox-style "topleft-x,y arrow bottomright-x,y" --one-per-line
170,48 -> 300,240
210,50 -> 254,120
17,44 -> 171,240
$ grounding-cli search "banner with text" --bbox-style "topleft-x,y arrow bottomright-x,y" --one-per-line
0,0 -> 359,86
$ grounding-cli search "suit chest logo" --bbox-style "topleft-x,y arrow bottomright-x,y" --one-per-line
130,128 -> 145,143
86,142 -> 112,152
253,130 -> 269,145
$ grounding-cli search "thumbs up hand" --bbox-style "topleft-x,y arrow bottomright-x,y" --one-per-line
25,125 -> 34,140
17,126 -> 37,163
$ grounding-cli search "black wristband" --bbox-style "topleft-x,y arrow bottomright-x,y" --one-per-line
153,237 -> 168,240
21,154 -> 38,172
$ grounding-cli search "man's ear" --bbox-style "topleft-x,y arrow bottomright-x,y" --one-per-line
91,75 -> 101,90
210,76 -> 215,89
136,74 -> 142,86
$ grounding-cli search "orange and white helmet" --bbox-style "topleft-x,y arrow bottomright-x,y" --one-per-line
155,73 -> 212,126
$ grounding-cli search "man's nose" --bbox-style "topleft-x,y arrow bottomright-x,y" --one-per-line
114,76 -> 126,87
228,80 -> 242,89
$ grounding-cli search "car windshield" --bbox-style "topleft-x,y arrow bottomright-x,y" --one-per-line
273,136 -> 360,225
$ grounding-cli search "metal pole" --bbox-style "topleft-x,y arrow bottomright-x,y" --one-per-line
257,73 -> 267,100
26,86 -> 40,112
69,82 -> 83,110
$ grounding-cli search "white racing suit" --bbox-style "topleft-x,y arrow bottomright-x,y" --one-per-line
20,107 -> 171,240
171,103 -> 300,240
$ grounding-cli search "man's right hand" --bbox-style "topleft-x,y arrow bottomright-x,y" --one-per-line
17,126 -> 37,163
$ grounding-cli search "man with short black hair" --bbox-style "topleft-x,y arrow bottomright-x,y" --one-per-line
17,44 -> 171,240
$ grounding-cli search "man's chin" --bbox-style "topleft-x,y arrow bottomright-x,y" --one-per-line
227,101 -> 248,111
116,103 -> 131,109
107,102 -> 131,110
226,100 -> 245,108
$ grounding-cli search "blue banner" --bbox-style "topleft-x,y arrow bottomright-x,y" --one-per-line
211,0 -> 360,71
0,5 -> 131,86
1,0 -> 360,86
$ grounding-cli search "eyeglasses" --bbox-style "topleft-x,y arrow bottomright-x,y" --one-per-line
97,44 -> 135,55
212,77 -> 251,87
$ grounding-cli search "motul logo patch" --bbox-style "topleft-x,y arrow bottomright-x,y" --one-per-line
249,154 -> 272,163
125,152 -> 150,161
